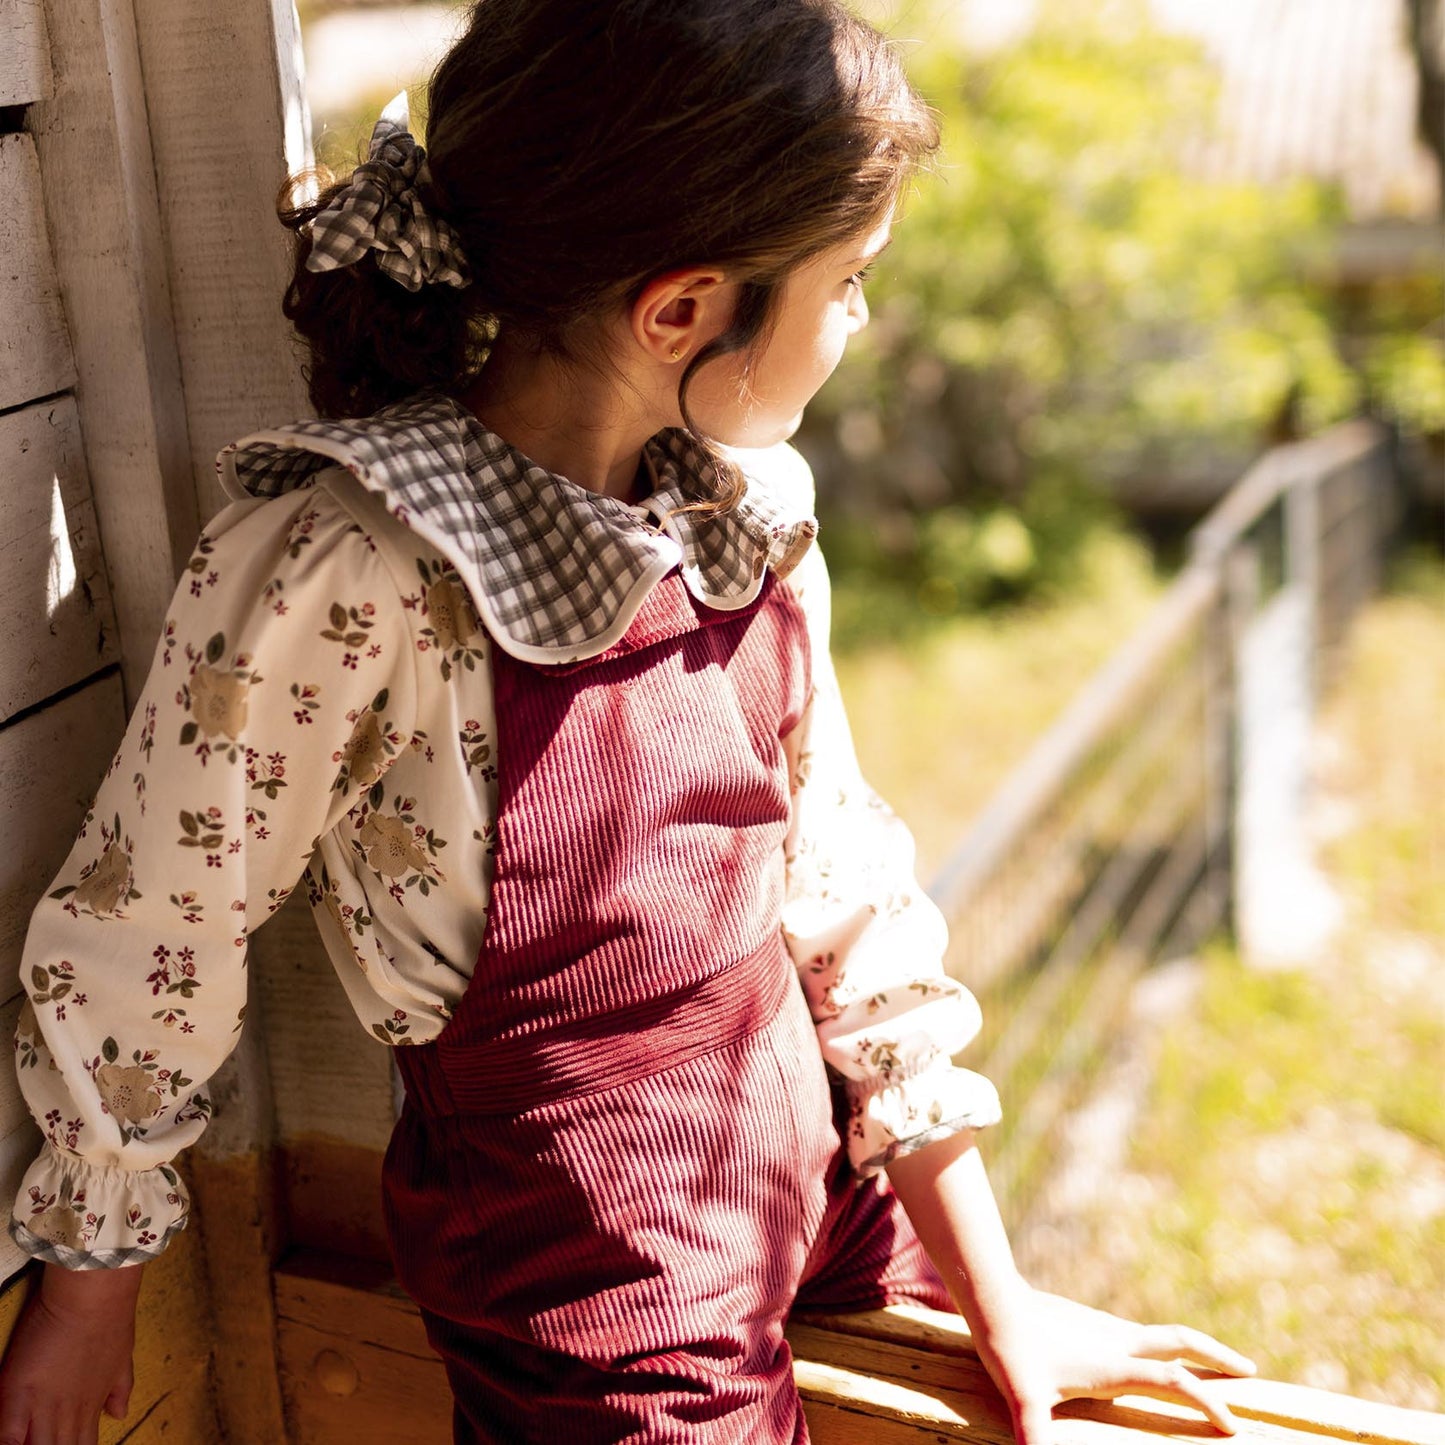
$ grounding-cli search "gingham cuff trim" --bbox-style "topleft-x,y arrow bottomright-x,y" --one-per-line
8,1211 -> 188,1270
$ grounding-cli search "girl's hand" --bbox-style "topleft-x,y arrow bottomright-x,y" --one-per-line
886,1132 -> 1256,1445
0,1261 -> 141,1445
971,1284 -> 1257,1445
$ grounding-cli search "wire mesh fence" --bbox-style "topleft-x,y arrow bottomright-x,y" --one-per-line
929,418 -> 1403,1228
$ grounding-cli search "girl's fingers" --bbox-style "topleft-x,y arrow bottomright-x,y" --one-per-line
1014,1401 -> 1058,1445
1133,1324 -> 1257,1378
0,1395 -> 29,1445
26,1404 -> 58,1445
1087,1359 -> 1241,1436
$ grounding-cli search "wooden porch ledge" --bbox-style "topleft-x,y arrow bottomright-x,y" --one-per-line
273,1250 -> 1445,1445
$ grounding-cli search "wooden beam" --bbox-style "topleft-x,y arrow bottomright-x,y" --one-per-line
25,0 -> 200,700
0,132 -> 75,409
269,1256 -> 1445,1445
0,0 -> 53,107
127,0 -> 315,524
274,1250 -> 449,1445
0,672 -> 126,999
189,1002 -> 290,1445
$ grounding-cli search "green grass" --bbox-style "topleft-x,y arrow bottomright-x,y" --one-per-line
1014,550 -> 1445,1411
834,524 -> 1164,880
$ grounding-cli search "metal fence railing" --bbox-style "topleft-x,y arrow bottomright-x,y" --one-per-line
928,418 -> 1403,1227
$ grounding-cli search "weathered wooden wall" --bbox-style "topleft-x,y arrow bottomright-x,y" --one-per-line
0,0 -> 354,1438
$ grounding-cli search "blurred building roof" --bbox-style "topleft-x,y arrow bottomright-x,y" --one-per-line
951,0 -> 1443,223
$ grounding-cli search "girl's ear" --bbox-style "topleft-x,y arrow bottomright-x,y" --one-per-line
630,267 -> 733,366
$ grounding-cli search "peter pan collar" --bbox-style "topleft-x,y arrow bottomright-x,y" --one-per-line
214,387 -> 818,665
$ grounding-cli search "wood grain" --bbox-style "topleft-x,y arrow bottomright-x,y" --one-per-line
0,133 -> 75,410
0,673 -> 125,1000
265,1261 -> 1445,1445
0,397 -> 120,724
275,1251 -> 448,1445
253,888 -> 400,1157
25,0 -> 201,696
127,0 -> 315,523
0,0 -> 53,106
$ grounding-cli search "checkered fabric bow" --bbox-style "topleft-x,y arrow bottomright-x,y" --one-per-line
305,89 -> 472,292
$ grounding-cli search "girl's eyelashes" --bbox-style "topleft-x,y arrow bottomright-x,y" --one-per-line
847,262 -> 876,290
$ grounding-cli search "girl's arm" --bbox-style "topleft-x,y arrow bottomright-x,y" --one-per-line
748,440 -> 1255,1443
887,1130 -> 1256,1445
1,480 -> 418,1431
759,442 -> 1000,1178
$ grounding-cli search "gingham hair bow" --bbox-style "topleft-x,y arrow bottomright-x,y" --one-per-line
305,89 -> 472,292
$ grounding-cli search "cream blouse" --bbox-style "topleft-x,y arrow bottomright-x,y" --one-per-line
10,390 -> 1000,1269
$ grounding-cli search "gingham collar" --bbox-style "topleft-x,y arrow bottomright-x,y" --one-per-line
214,387 -> 817,665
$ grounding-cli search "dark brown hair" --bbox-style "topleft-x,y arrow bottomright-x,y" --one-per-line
277,0 -> 938,487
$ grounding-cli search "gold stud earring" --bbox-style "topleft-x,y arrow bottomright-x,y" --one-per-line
670,345 -> 682,361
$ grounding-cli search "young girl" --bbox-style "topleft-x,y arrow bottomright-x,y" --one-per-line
0,2 -> 1254,1441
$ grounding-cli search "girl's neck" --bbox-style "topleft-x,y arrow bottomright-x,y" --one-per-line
457,333 -> 664,504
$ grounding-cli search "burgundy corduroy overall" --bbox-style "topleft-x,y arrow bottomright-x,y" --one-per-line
383,568 -> 951,1443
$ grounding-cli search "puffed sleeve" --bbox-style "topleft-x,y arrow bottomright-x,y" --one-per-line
10,480 -> 418,1267
774,460 -> 1002,1179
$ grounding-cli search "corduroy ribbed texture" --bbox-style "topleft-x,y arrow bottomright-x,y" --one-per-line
384,570 -> 951,1443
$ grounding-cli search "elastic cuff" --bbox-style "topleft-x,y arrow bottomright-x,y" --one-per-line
11,1142 -> 191,1265
858,1111 -> 992,1178
847,1065 -> 1003,1179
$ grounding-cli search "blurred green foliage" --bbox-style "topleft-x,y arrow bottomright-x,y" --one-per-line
298,0 -> 1444,651
797,0 -> 1444,645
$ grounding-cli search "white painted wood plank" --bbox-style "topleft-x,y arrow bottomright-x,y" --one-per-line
130,0 -> 315,523
0,673 -> 126,1000
25,0 -> 201,700
0,993 -> 40,1284
0,992 -> 29,1135
0,0 -> 53,107
0,1114 -> 42,1285
0,133 -> 75,409
0,397 -> 120,723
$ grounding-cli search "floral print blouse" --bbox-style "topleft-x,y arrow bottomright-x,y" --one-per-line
10,389 -> 1000,1269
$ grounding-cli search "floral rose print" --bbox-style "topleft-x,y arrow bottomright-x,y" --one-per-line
359,814 -> 428,878
188,665 -> 249,740
177,632 -> 262,764
332,690 -> 402,792
28,1202 -> 86,1249
414,558 -> 486,681
71,841 -> 131,915
147,943 -> 200,1000
351,784 -> 447,896
87,1037 -> 197,1143
283,503 -> 320,560
459,720 -> 498,781
307,860 -> 376,942
28,961 -> 81,1020
177,806 -> 225,855
96,1063 -> 163,1125
320,600 -> 378,670
50,814 -> 142,920
371,1008 -> 412,1045
290,681 -> 321,723
426,576 -> 475,650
